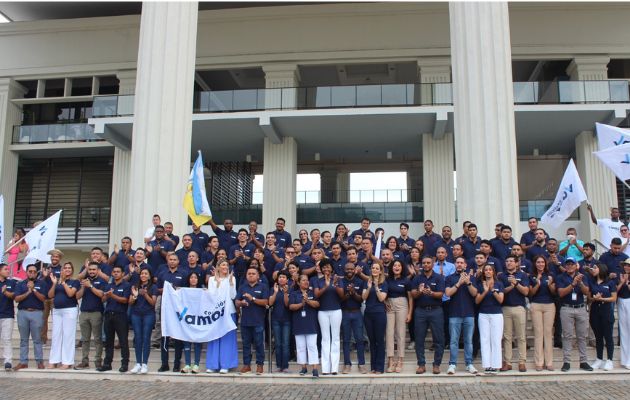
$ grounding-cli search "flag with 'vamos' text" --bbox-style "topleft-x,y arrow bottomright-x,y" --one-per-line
541,159 -> 588,228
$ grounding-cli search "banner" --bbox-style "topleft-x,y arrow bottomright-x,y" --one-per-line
595,122 -> 630,151
23,210 -> 62,268
161,281 -> 236,342
541,159 -> 588,228
183,150 -> 212,226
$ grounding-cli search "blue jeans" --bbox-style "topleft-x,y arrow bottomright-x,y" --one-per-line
448,316 -> 474,366
131,313 -> 155,364
272,319 -> 291,369
414,307 -> 444,366
342,310 -> 365,365
183,342 -> 202,366
364,312 -> 386,372
17,310 -> 43,363
241,325 -> 265,365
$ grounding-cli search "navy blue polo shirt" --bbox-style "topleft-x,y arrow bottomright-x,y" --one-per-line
53,279 -> 80,309
104,280 -> 131,313
191,230 -> 212,254
15,279 -> 48,310
397,236 -> 416,255
386,277 -> 410,298
302,241 -> 323,255
125,262 -> 151,286
437,239 -> 456,262
110,249 -> 134,268
460,237 -> 482,260
181,265 -> 206,288
466,256 -> 502,273
340,277 -> 364,309
228,242 -> 256,277
271,288 -> 291,323
237,282 -> 269,327
175,247 -> 194,269
0,278 -> 16,318
419,232 -> 443,257
329,256 -> 347,276
598,251 -> 626,278
589,279 -> 617,300
530,273 -> 554,304
147,239 -> 175,270
526,243 -> 548,262
579,257 -> 598,273
491,238 -> 518,261
289,289 -> 318,335
351,228 -> 373,241
78,262 -> 112,278
80,278 -> 108,312
445,273 -> 476,318
294,254 -> 315,273
157,267 -> 187,289
264,248 -> 285,281
131,284 -> 158,316
212,228 -> 235,252
411,272 -> 445,308
517,258 -> 533,276
43,264 -> 62,285
548,255 -> 565,277
167,233 -> 180,248
475,280 -> 504,314
364,280 -> 388,313
314,277 -> 342,311
520,230 -> 549,247
321,245 -> 333,259
392,251 -> 405,262
555,272 -> 588,306
273,230 -> 292,249
498,270 -> 530,307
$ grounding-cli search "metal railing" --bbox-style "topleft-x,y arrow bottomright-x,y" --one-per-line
513,80 -> 630,104
92,95 -> 135,117
12,123 -> 103,144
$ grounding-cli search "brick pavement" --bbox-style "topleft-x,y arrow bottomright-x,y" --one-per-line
2,376 -> 629,400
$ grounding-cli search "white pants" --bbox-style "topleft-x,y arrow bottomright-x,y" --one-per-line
619,298 -> 630,367
49,307 -> 78,365
296,334 -> 318,365
318,309 -> 342,373
478,313 -> 503,369
0,318 -> 13,364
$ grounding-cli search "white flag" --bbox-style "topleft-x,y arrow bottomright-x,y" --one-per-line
593,142 -> 630,182
0,195 -> 4,264
161,281 -> 236,342
23,210 -> 62,267
541,160 -> 588,228
374,230 -> 383,258
596,122 -> 630,151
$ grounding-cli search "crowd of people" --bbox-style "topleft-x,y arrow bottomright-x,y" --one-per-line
1,208 -> 630,377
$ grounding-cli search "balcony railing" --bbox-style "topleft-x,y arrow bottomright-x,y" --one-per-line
12,123 -> 103,144
92,95 -> 135,117
514,80 -> 630,104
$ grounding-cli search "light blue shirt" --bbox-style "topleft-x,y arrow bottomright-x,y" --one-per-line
558,239 -> 585,262
434,260 -> 456,301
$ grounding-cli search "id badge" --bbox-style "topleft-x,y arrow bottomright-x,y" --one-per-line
571,292 -> 577,302
301,310 -> 306,318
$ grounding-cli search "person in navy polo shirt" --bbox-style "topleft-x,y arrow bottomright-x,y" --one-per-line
289,273 -> 320,377
0,263 -> 16,371
385,236 -> 405,263
526,228 -> 548,262
477,240 -> 503,274
617,259 -> 630,369
337,262 -> 366,374
445,256 -> 478,375
236,266 -> 269,375
47,262 -> 80,369
492,225 -> 518,262
329,242 -> 346,277
361,263 -> 388,374
272,217 -> 292,249
397,223 -> 416,257
207,219 -> 233,252
385,259 -> 412,373
520,217 -> 549,253
587,264 -> 617,371
164,221 -> 180,249
156,253 -> 186,372
263,233 -> 284,282
599,237 -> 625,280
498,255 -> 530,372
555,257 -> 593,372
351,217 -> 374,243
475,264 -> 504,374
546,238 -> 565,276
13,264 -> 47,371
321,230 -> 334,258
411,256 -> 446,375
107,237 -> 135,269
78,247 -> 112,281
229,229 -> 256,286
302,229 -> 322,257
183,251 -> 206,287
97,265 -> 131,373
314,259 -> 343,375
438,226 -> 456,262
292,240 -> 315,276
579,243 -> 598,272
146,226 -> 175,274
269,271 -> 291,373
460,223 -> 482,260
419,220 -> 442,258
510,244 -> 533,276
129,268 -> 157,374
529,255 -> 557,371
175,234 -> 195,268
74,262 -> 107,370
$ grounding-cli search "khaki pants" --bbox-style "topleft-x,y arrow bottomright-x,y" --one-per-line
79,311 -> 103,364
502,305 -> 527,363
386,297 -> 408,358
41,299 -> 53,342
151,295 -> 162,345
531,302 -> 555,367
560,305 -> 589,363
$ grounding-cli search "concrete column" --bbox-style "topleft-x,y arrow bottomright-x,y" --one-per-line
417,58 -> 451,105
422,133 -> 455,229
449,2 -> 520,238
0,79 -> 26,248
575,131 -> 618,243
263,137 -> 297,236
337,172 -> 350,203
566,56 -> 610,102
407,161 -> 422,203
263,63 -> 300,109
566,56 -> 610,80
127,2 -> 198,245
320,168 -> 337,203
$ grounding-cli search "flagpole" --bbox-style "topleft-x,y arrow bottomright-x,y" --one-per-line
3,236 -> 25,254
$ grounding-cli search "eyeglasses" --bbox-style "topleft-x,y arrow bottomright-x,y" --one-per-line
286,251 -> 296,254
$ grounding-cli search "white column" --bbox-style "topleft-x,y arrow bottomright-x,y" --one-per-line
127,2 -> 198,245
418,58 -> 451,104
575,131 -> 618,243
449,2 -> 520,238
263,63 -> 300,109
566,56 -> 610,102
263,137 -> 297,236
422,133 -> 455,229
566,56 -> 610,80
337,172 -> 350,203
0,79 -> 26,247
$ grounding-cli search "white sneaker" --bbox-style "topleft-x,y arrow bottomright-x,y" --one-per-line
447,365 -> 456,375
140,364 -> 148,374
624,364 -> 630,370
603,360 -> 614,371
130,363 -> 141,374
206,369 -> 218,374
192,365 -> 199,374
406,342 -> 415,350
591,359 -> 604,369
466,364 -> 478,374
219,368 -> 228,374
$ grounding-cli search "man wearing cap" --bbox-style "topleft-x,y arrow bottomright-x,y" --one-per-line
40,249 -> 63,344
555,257 -> 592,372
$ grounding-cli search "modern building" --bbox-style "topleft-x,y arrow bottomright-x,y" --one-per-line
1,1 -> 629,262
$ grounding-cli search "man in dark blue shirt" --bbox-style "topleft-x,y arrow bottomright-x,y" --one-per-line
438,225 -> 457,262
75,262 -> 107,370
164,221 -> 180,249
156,254 -> 186,372
229,229 -> 256,284
336,263 -> 366,373
350,217 -> 374,243
175,234 -> 195,268
419,219 -> 443,258
598,237 -> 625,280
460,223 -> 482,260
0,263 -> 16,370
520,217 -> 549,253
236,267 -> 269,374
107,236 -> 135,269
491,225 -> 518,262
272,217 -> 292,249
397,222 -> 416,256
209,219 -> 236,252
147,226 -> 175,274
526,228 -> 548,262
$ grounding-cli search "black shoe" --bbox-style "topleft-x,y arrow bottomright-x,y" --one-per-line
561,363 -> 570,372
299,367 -> 307,376
172,365 -> 181,373
97,365 -> 112,372
152,343 -> 160,349
554,342 -> 563,349
579,362 -> 593,371
4,363 -> 12,371
312,369 -> 319,378
158,365 -> 170,372
119,365 -> 128,373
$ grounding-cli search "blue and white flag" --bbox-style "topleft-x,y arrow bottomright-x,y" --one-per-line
541,159 -> 588,228
596,122 -> 630,151
183,151 -> 212,226
593,142 -> 630,182
23,210 -> 62,267
161,281 -> 236,342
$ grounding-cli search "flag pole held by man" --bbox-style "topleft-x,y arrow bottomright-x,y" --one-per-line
541,159 -> 588,228
184,151 -> 213,226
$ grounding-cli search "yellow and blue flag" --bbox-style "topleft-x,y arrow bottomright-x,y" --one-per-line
184,151 -> 212,226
